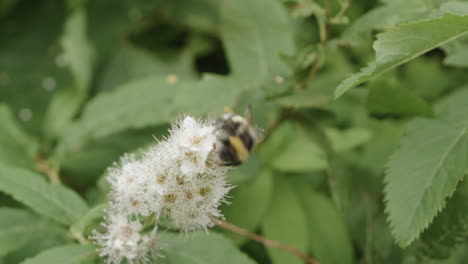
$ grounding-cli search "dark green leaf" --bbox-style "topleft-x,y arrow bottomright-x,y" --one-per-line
0,104 -> 38,169
262,175 -> 308,264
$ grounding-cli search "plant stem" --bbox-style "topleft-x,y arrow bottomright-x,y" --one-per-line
35,155 -> 61,184
211,218 -> 319,264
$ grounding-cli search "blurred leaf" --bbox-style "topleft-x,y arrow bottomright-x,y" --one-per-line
21,244 -> 95,264
442,37 -> 468,67
298,187 -> 354,264
366,79 -> 433,117
0,208 -> 66,258
342,0 -> 429,43
275,89 -> 329,109
169,74 -> 248,118
324,126 -> 372,152
43,8 -> 95,139
220,0 -> 294,81
221,170 -> 273,245
335,13 -> 468,98
384,88 -> 468,246
226,154 -> 262,184
0,0 -> 18,18
0,166 -> 88,226
159,232 -> 255,264
55,75 -> 180,159
440,1 -> 468,16
0,104 -> 38,169
262,175 -> 308,264
271,131 -> 328,172
0,1 -> 72,135
70,203 -> 107,237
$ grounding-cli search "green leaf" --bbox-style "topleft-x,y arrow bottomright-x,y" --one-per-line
0,208 -> 67,258
366,79 -> 433,117
169,74 -> 248,118
262,175 -> 308,264
298,187 -> 354,264
442,36 -> 468,67
0,104 -> 38,169
271,133 -> 328,172
43,8 -> 95,139
324,126 -> 372,152
159,232 -> 255,264
21,244 -> 95,264
220,0 -> 294,81
384,88 -> 468,246
54,75 -> 181,159
335,13 -> 468,98
415,182 -> 468,259
0,166 -> 88,226
221,170 -> 273,245
70,203 -> 107,237
342,0 -> 429,43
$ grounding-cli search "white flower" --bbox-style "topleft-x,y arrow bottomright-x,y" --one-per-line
93,213 -> 161,264
94,115 -> 235,263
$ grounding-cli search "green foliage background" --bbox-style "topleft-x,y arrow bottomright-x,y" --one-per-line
0,0 -> 468,263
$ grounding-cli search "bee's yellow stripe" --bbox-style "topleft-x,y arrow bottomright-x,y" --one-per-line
229,136 -> 249,161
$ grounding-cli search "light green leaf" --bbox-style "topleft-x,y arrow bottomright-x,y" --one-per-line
0,208 -> 67,258
70,203 -> 107,236
262,176 -> 308,264
335,13 -> 468,98
298,187 -> 354,264
55,75 -> 181,159
221,170 -> 273,245
384,88 -> 468,246
440,1 -> 468,16
21,244 -> 95,264
324,127 -> 372,152
169,74 -> 248,118
366,79 -> 433,117
0,166 -> 88,226
220,0 -> 294,81
159,232 -> 255,264
271,133 -> 327,172
342,0 -> 429,43
0,104 -> 38,169
442,36 -> 468,67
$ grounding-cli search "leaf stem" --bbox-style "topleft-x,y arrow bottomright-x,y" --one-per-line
35,155 -> 61,184
211,218 -> 319,264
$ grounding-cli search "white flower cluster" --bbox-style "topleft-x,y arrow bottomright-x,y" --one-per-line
93,116 -> 232,264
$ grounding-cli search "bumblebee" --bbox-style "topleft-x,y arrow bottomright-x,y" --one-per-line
214,106 -> 261,166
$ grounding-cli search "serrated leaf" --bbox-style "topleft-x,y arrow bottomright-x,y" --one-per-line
366,79 -> 433,117
54,75 -> 181,159
21,244 -> 95,264
0,104 -> 38,169
0,166 -> 88,226
335,13 -> 468,98
262,175 -> 308,264
415,182 -> 468,259
220,0 -> 294,81
221,170 -> 273,245
0,208 -> 64,258
341,0 -> 429,43
159,232 -> 255,264
384,88 -> 468,246
298,187 -> 354,264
